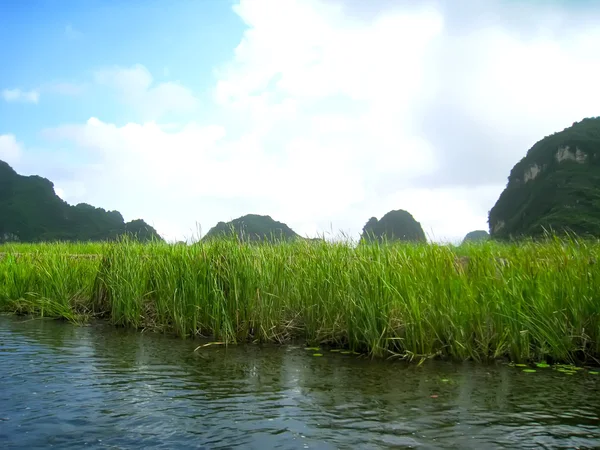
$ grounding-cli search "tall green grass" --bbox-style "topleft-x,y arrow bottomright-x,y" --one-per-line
1,236 -> 599,363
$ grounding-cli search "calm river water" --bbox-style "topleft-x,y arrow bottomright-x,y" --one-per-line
1,315 -> 599,449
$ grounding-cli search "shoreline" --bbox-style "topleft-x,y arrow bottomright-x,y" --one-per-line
1,238 -> 599,365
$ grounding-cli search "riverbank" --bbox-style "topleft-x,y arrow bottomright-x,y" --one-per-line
1,238 -> 599,363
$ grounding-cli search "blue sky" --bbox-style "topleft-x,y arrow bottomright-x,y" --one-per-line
0,0 -> 243,138
1,0 -> 599,242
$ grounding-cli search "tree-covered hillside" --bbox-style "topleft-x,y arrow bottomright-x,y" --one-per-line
360,209 -> 426,243
489,117 -> 600,240
202,214 -> 302,242
462,230 -> 490,244
0,160 -> 162,243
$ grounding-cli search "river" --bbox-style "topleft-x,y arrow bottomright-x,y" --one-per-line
1,315 -> 599,449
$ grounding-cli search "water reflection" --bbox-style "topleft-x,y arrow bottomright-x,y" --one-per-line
1,315 -> 599,449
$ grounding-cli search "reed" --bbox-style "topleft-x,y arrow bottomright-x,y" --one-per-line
1,236 -> 599,363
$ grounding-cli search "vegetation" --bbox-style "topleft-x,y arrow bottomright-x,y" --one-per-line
489,117 -> 600,240
1,237 -> 599,364
360,209 -> 426,243
0,160 -> 162,243
202,213 -> 302,242
462,230 -> 490,244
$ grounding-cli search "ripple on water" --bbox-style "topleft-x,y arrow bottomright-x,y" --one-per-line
1,316 -> 600,449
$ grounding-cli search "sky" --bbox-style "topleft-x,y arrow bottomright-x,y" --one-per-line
1,0 -> 599,243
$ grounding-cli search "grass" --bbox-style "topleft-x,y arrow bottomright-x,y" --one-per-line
1,236 -> 599,364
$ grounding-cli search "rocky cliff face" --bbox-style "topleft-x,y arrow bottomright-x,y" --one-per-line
488,117 -> 600,240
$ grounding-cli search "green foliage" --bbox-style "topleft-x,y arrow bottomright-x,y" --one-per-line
360,209 -> 426,243
462,230 -> 490,244
124,219 -> 162,242
202,214 -> 302,243
489,117 -> 600,240
4,237 -> 599,363
0,160 -> 162,243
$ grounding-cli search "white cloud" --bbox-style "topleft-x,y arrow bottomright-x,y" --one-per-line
30,0 -> 600,243
0,134 -> 22,165
2,83 -> 85,102
216,0 -> 443,108
94,64 -> 198,119
2,88 -> 39,103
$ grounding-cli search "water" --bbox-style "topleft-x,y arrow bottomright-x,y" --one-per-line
1,316 -> 599,449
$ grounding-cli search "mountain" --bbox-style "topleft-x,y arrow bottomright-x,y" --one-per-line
0,160 -> 162,243
202,214 -> 302,242
360,209 -> 426,243
462,230 -> 490,244
488,117 -> 600,240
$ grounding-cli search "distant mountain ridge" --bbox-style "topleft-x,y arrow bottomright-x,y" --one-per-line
202,214 -> 302,242
0,161 -> 437,246
360,209 -> 426,243
462,230 -> 489,244
0,160 -> 162,243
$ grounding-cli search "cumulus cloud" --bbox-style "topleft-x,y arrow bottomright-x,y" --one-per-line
2,88 -> 39,103
0,134 -> 22,165
414,9 -> 600,188
94,64 -> 199,119
43,116 -> 369,241
30,0 -> 600,242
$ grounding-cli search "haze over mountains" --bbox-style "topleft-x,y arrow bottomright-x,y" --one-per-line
2,117 -> 600,244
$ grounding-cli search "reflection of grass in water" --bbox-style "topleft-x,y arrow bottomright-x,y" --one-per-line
1,236 -> 600,364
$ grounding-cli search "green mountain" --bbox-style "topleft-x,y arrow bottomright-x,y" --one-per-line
360,209 -> 426,243
202,214 -> 301,242
462,230 -> 490,244
489,117 -> 600,240
0,160 -> 162,243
